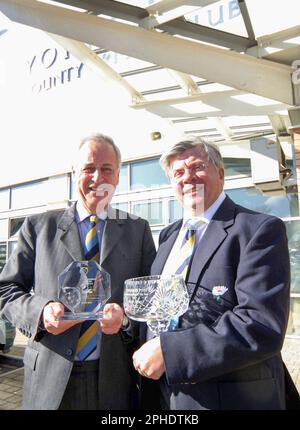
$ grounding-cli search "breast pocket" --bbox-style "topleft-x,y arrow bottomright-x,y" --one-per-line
182,267 -> 236,328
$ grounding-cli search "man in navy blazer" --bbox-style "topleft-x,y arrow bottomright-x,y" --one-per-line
133,137 -> 291,410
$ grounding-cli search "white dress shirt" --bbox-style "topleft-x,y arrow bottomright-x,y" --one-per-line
162,192 -> 226,276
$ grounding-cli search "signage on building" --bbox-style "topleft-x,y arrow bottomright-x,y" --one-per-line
28,46 -> 84,94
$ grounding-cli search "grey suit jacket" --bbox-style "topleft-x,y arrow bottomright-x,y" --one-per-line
0,204 -> 156,410
147,196 -> 291,410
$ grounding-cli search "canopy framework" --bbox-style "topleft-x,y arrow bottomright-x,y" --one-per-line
0,0 -> 299,144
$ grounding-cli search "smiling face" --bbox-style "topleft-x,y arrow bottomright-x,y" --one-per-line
73,139 -> 120,214
169,146 -> 224,216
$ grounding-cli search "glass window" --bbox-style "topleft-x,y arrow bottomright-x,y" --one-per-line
284,219 -> 300,294
132,201 -> 163,225
0,219 -> 8,240
131,159 -> 168,191
284,218 -> 300,336
169,199 -> 183,223
0,189 -> 10,211
9,218 -> 25,238
151,230 -> 160,250
0,243 -> 6,273
70,175 -> 77,201
288,297 -> 300,337
46,175 -> 69,202
8,241 -> 17,258
224,158 -> 251,177
185,0 -> 247,37
226,188 -> 299,218
11,181 -> 47,209
112,202 -> 128,213
116,165 -> 129,194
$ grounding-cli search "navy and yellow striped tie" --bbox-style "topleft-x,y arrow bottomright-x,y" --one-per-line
76,215 -> 100,361
175,226 -> 197,279
169,220 -> 204,330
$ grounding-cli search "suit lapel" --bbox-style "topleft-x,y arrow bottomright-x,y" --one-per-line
187,197 -> 235,298
151,220 -> 182,275
58,204 -> 84,261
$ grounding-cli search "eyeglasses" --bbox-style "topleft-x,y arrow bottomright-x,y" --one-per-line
170,163 -> 208,183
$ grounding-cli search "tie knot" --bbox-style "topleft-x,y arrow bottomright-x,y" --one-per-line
186,218 -> 207,230
90,215 -> 98,225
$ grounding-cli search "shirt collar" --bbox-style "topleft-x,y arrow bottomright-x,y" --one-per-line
75,200 -> 108,223
183,191 -> 226,229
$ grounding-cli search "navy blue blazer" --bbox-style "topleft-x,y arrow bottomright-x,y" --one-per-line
146,196 -> 291,410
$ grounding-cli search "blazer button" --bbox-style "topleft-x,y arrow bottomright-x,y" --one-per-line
66,348 -> 73,357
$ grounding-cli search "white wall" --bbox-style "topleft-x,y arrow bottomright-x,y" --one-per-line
0,15 -> 181,187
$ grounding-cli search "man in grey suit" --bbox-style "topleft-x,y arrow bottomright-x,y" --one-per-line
0,133 -> 156,410
133,137 -> 292,410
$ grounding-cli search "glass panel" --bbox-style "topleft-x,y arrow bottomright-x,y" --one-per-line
46,175 -> 69,202
0,243 -> 6,273
0,219 -> 8,240
112,202 -> 128,213
131,159 -> 168,191
132,201 -> 163,225
99,51 -> 155,74
185,0 -> 247,37
226,188 -> 299,218
284,219 -> 300,294
0,189 -> 10,211
9,218 -> 25,238
124,69 -> 178,93
11,181 -> 47,209
151,230 -> 160,250
116,165 -> 128,194
246,0 -> 300,38
169,199 -> 183,223
224,158 -> 251,177
288,297 -> 300,337
8,241 -> 17,258
143,88 -> 186,102
70,175 -> 78,201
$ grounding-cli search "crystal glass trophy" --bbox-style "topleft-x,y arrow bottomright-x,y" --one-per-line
123,275 -> 189,335
57,261 -> 111,320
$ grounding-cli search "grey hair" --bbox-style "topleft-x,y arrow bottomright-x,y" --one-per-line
79,133 -> 122,168
160,136 -> 224,175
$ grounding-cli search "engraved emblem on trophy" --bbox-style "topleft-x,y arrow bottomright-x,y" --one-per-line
57,261 -> 111,320
123,275 -> 189,335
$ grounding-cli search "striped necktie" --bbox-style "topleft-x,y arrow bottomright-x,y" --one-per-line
76,215 -> 100,361
169,219 -> 205,330
175,224 -> 197,279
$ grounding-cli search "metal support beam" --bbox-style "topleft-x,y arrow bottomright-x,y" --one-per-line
140,6 -> 202,29
160,19 -> 255,52
211,117 -> 233,140
146,0 -> 219,15
52,0 -> 256,52
238,0 -> 255,40
130,90 -> 288,118
140,0 -> 220,29
247,25 -> 300,58
268,115 -> 288,137
165,69 -> 200,95
54,0 -> 146,21
0,0 -> 297,106
48,33 -> 144,103
256,25 -> 300,46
